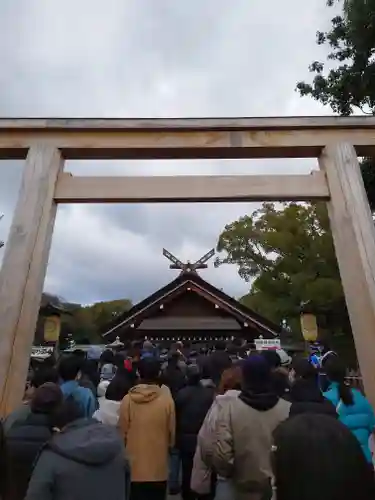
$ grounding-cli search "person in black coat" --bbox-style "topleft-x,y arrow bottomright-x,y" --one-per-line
288,358 -> 337,418
261,350 -> 291,399
3,383 -> 63,500
161,351 -> 186,399
175,364 -> 215,500
206,341 -> 232,386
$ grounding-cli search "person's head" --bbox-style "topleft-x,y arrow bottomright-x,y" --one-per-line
289,358 -> 318,384
143,340 -> 153,352
30,382 -> 63,414
200,359 -> 212,380
80,359 -> 99,381
116,359 -> 138,384
138,358 -> 161,384
113,352 -> 125,369
241,354 -> 272,393
273,414 -> 375,500
106,377 -> 131,401
100,349 -> 114,365
51,398 -> 83,431
58,355 -> 83,383
217,364 -> 242,395
261,350 -> 282,370
324,356 -> 353,405
320,350 -> 338,369
186,364 -> 201,385
175,341 -> 183,351
226,344 -> 239,358
72,349 -> 86,360
30,367 -> 59,389
276,349 -> 292,368
214,341 -> 226,351
167,350 -> 180,367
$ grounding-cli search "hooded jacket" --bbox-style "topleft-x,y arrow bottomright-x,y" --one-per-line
324,382 -> 375,463
289,379 -> 337,418
212,392 -> 290,497
119,383 -> 175,482
3,410 -> 52,500
93,398 -> 121,426
25,419 -> 130,500
60,380 -> 97,418
191,390 -> 240,495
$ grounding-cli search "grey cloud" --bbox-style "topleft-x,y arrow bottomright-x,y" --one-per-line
0,0 -> 330,305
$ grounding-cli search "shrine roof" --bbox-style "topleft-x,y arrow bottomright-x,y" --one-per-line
102,271 -> 280,339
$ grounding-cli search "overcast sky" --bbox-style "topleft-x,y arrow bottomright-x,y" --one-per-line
0,0 -> 333,305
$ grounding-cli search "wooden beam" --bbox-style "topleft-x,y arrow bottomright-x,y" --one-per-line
0,117 -> 375,159
1,116 -> 375,130
0,145 -> 63,415
54,171 -> 330,203
319,143 -> 375,408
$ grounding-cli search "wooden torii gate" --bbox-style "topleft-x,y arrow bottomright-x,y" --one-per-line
0,116 -> 375,414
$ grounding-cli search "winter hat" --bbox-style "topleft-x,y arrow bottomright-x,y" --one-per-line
276,349 -> 292,367
143,340 -> 153,352
97,380 -> 110,398
31,382 -> 63,414
241,354 -> 272,392
261,350 -> 282,369
101,363 -> 115,381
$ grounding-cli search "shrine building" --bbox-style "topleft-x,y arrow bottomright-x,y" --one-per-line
102,248 -> 280,347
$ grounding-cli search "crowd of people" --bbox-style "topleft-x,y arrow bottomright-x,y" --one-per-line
0,339 -> 375,500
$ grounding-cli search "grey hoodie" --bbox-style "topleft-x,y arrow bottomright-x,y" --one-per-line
25,419 -> 130,500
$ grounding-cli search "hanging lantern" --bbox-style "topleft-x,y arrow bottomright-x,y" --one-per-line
43,315 -> 61,343
300,302 -> 318,342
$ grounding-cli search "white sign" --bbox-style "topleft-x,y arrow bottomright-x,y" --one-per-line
254,338 -> 281,351
31,346 -> 54,359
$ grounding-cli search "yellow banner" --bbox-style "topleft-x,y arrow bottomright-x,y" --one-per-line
300,313 -> 318,342
44,315 -> 61,343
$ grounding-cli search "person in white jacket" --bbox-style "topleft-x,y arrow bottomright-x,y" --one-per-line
93,380 -> 124,426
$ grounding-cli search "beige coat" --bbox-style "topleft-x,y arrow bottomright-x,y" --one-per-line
119,384 -> 175,482
191,390 -> 240,495
212,395 -> 291,500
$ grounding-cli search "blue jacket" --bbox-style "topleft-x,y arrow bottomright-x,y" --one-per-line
324,382 -> 375,462
61,381 -> 97,418
140,351 -> 154,360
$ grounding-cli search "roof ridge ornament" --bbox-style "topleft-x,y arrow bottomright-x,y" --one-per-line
162,248 -> 215,274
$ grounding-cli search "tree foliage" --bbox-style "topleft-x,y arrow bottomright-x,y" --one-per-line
215,202 -> 351,344
40,294 -> 132,344
296,0 -> 375,209
297,0 -> 375,115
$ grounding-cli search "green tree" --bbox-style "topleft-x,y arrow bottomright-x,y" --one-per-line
60,298 -> 132,343
296,0 -> 375,209
215,202 -> 352,348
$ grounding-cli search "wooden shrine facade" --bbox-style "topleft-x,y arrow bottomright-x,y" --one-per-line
1,116 -> 375,415
102,270 -> 280,346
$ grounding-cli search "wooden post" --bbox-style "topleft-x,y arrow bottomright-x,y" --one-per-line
319,142 -> 375,407
0,145 -> 63,415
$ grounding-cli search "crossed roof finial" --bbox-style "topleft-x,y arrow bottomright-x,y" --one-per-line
162,248 -> 215,274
